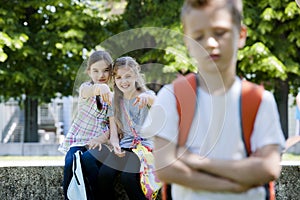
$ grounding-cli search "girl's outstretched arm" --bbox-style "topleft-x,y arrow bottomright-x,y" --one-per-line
80,83 -> 113,104
133,91 -> 156,108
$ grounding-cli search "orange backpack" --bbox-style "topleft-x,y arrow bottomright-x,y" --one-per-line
161,73 -> 275,200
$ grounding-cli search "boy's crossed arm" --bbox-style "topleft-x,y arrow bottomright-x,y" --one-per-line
176,143 -> 282,187
154,137 -> 253,193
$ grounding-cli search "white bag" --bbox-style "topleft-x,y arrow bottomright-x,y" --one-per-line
67,150 -> 87,200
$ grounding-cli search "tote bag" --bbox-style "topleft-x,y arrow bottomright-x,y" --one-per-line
67,150 -> 87,200
121,100 -> 162,199
132,142 -> 162,200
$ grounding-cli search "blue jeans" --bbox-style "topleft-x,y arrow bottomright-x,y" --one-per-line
81,146 -> 109,199
81,146 -> 147,200
63,146 -> 87,200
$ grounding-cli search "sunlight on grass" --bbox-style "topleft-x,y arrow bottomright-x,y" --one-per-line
0,156 -> 64,161
0,154 -> 299,161
282,153 -> 300,161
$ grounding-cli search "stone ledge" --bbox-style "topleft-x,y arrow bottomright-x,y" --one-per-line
0,143 -> 63,156
0,165 -> 299,200
0,166 -> 63,200
275,165 -> 300,200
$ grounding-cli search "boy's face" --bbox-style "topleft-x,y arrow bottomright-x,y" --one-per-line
183,2 -> 246,74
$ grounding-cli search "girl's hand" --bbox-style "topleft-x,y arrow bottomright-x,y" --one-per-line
87,133 -> 109,151
113,145 -> 126,157
87,138 -> 102,151
133,93 -> 149,109
94,84 -> 113,105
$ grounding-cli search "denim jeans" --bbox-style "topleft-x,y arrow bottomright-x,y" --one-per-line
81,146 -> 147,200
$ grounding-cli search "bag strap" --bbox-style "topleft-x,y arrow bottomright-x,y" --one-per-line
121,100 -> 141,146
161,73 -> 198,200
173,73 -> 198,147
72,151 -> 81,185
240,80 -> 264,155
241,81 -> 275,200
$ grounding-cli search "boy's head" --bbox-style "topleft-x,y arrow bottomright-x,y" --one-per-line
181,0 -> 243,30
181,0 -> 247,74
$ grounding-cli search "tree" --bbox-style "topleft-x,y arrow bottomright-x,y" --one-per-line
239,0 -> 300,137
0,0 -> 116,141
1,0 -> 299,141
119,0 -> 300,138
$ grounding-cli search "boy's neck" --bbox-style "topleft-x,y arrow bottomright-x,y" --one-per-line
199,72 -> 236,95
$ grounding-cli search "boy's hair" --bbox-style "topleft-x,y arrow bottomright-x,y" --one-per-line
181,0 -> 243,29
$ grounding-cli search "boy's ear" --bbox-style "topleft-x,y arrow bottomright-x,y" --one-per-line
238,25 -> 247,48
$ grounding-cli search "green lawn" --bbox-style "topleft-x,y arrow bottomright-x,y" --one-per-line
0,156 -> 64,161
281,153 -> 300,161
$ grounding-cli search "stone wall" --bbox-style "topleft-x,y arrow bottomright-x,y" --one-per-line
276,165 -> 300,200
0,165 -> 299,200
0,166 -> 63,200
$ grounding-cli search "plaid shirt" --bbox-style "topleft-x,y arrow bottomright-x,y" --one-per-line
59,83 -> 110,153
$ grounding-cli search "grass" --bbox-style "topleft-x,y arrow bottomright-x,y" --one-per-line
0,156 -> 64,161
281,153 -> 300,161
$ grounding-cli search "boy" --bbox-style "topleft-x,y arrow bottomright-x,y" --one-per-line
141,0 -> 285,199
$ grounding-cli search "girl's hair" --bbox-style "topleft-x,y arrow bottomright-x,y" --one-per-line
87,50 -> 113,72
181,0 -> 243,30
86,50 -> 113,110
112,56 -> 147,133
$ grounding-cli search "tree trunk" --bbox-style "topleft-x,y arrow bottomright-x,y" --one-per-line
24,97 -> 38,142
274,79 -> 289,140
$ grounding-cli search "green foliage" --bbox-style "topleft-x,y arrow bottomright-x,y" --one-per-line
242,0 -> 300,95
115,0 -> 187,84
1,0 -> 300,102
0,0 -> 113,103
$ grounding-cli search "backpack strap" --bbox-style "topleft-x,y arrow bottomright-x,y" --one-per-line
161,73 -> 198,200
241,80 -> 275,200
173,73 -> 198,147
240,80 -> 264,155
